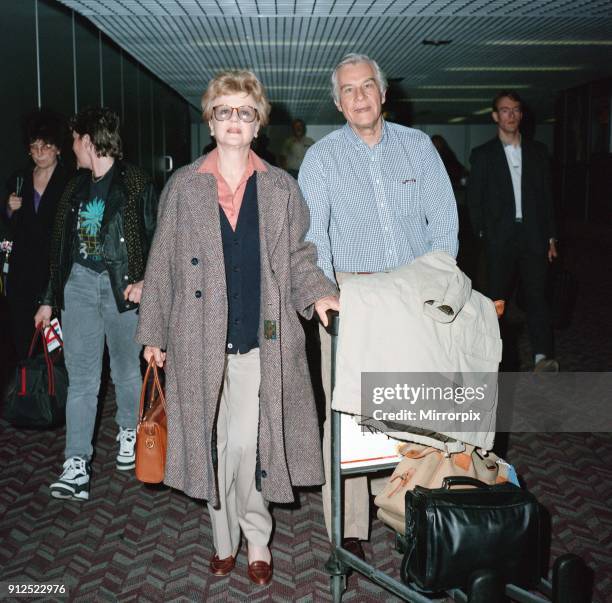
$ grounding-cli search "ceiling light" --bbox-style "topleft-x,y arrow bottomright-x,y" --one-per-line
473,107 -> 492,115
267,85 -> 329,91
448,117 -> 467,123
194,40 -> 349,48
417,85 -> 531,90
446,66 -> 582,72
191,67 -> 330,74
486,40 -> 612,46
254,67 -> 330,73
399,99 -> 485,103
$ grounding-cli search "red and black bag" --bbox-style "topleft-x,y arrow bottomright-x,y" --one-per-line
4,326 -> 68,429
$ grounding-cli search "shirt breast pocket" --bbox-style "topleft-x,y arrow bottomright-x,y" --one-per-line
389,178 -> 419,217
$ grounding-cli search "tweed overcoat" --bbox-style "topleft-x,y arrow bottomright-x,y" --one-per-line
136,157 -> 337,506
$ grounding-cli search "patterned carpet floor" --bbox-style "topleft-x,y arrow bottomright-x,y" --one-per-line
0,222 -> 611,602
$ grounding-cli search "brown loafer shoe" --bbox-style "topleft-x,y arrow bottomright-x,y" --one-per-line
210,554 -> 235,576
247,560 -> 273,585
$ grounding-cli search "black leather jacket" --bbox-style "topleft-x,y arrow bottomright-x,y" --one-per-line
41,162 -> 158,313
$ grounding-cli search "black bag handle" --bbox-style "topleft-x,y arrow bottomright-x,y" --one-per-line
442,476 -> 489,490
25,326 -> 56,395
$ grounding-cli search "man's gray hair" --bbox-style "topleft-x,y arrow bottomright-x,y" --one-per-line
331,53 -> 388,103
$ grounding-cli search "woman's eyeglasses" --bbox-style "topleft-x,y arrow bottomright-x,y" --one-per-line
29,142 -> 55,154
212,105 -> 258,123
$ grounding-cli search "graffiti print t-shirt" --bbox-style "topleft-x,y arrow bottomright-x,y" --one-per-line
74,165 -> 114,273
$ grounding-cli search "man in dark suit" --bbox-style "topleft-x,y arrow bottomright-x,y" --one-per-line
467,90 -> 559,371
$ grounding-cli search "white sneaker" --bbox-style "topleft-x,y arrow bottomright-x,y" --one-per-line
116,427 -> 136,470
50,457 -> 90,501
534,358 -> 560,372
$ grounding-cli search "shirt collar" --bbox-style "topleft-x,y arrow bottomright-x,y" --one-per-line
501,135 -> 522,150
342,119 -> 388,150
198,148 -> 268,175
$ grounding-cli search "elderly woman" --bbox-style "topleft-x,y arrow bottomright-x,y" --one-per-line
136,70 -> 338,586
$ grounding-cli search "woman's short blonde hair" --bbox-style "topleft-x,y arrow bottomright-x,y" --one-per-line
201,70 -> 271,127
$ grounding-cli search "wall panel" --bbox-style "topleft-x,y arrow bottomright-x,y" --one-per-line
121,56 -> 141,166
101,38 -> 122,116
74,18 -> 100,110
37,0 -> 74,115
0,1 -> 39,189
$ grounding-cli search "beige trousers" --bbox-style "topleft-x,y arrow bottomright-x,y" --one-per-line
207,348 -> 273,559
320,272 -> 370,541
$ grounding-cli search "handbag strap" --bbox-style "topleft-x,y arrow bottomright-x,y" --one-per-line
442,476 -> 488,490
387,467 -> 416,497
27,326 -> 44,358
27,326 -> 56,395
400,445 -> 441,460
138,358 -> 166,422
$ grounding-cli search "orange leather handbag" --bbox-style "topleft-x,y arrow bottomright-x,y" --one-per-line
135,359 -> 167,484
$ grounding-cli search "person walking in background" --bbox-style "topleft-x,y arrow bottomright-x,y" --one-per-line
4,110 -> 70,360
431,134 -> 479,285
136,70 -> 338,586
34,107 -> 158,501
299,53 -> 458,558
466,90 -> 558,372
251,131 -> 277,165
431,134 -> 468,199
280,118 -> 314,178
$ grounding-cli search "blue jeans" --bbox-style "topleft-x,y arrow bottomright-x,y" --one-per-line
62,263 -> 141,460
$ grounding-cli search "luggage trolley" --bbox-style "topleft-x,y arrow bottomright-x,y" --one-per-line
324,312 -> 591,603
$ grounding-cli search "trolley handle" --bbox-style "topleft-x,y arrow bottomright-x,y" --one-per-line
323,309 -> 340,336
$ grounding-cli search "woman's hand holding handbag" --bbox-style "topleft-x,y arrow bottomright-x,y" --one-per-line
135,357 -> 167,484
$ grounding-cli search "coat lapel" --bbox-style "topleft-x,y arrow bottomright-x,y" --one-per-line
520,139 -> 534,205
101,165 -> 124,230
38,166 -> 64,221
184,164 -> 225,274
257,169 -> 287,261
492,138 -> 514,197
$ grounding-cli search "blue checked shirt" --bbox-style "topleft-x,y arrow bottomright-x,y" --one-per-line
298,121 -> 459,282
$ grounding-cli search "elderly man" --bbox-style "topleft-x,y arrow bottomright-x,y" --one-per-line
298,53 -> 458,556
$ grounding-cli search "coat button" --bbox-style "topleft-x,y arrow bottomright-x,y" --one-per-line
261,470 -> 267,478
120,237 -> 125,243
191,258 -> 199,265
195,290 -> 202,298
124,275 -> 129,281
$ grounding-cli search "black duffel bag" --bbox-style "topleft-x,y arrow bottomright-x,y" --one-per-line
400,476 -> 541,592
4,327 -> 68,429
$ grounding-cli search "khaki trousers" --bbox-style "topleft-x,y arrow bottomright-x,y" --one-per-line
207,348 -> 273,559
320,272 -> 370,541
